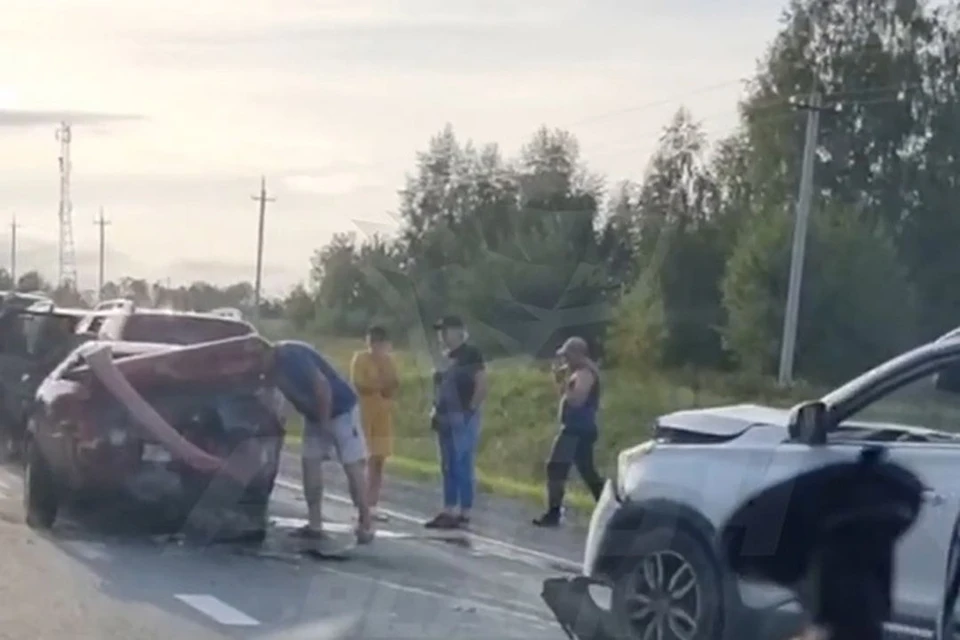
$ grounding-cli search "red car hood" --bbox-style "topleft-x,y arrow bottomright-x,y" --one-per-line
66,334 -> 273,387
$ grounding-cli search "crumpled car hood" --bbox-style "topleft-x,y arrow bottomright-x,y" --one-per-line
656,403 -> 791,438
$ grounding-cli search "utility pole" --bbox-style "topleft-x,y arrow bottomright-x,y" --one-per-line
778,92 -> 826,387
9,215 -> 19,286
250,176 -> 275,324
94,207 -> 110,301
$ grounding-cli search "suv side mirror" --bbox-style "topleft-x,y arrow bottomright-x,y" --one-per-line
788,400 -> 828,445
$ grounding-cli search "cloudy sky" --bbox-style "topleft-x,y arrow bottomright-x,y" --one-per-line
0,0 -> 784,296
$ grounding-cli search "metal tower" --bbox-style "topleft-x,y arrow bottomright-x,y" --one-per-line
56,122 -> 77,289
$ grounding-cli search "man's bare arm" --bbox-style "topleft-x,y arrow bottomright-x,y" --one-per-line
564,369 -> 595,408
470,369 -> 488,411
311,368 -> 334,426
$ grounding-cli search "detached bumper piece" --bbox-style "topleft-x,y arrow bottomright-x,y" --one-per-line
541,576 -> 620,640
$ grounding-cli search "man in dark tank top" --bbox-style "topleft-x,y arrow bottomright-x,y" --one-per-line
533,336 -> 605,527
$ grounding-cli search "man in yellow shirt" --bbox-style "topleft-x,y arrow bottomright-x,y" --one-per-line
350,325 -> 399,521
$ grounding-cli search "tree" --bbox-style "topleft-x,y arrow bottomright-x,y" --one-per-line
737,0 -> 959,339
624,109 -> 729,368
605,275 -> 667,371
51,284 -> 86,308
16,271 -> 47,293
284,284 -> 316,330
0,268 -> 14,291
722,202 -> 918,383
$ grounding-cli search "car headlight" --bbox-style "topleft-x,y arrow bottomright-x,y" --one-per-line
612,439 -> 657,499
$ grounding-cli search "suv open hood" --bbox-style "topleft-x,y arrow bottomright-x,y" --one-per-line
656,403 -> 791,439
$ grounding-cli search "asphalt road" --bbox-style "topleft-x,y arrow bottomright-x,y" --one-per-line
0,451 -> 583,640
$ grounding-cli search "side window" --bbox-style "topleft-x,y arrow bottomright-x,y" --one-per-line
85,316 -> 105,335
842,368 -> 960,433
98,314 -> 125,340
51,348 -> 86,379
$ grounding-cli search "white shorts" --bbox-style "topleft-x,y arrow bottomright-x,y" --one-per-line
303,406 -> 368,465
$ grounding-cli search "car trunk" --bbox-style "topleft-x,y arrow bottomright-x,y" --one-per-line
94,384 -> 281,456
67,335 -> 281,485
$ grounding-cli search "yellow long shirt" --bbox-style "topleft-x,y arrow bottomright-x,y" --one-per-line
350,350 -> 398,432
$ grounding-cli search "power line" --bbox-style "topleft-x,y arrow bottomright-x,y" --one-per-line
567,78 -> 751,128
94,207 -> 110,301
251,176 -> 275,324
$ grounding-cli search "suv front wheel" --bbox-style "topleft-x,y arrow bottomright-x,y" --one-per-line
611,525 -> 722,640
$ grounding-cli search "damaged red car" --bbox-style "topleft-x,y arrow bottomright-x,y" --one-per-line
23,331 -> 284,539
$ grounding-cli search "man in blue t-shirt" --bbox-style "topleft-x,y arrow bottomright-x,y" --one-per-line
271,340 -> 373,543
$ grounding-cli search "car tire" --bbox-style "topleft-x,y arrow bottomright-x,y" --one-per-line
610,525 -> 722,640
24,438 -> 59,530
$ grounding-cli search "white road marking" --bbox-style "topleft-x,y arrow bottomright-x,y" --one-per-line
269,516 -> 406,539
65,541 -> 109,562
317,564 -> 553,626
275,477 -> 579,571
0,471 -> 21,488
175,594 -> 260,627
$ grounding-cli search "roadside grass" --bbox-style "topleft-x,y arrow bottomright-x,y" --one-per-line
276,335 -> 822,517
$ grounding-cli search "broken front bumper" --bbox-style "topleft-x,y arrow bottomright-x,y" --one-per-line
542,576 -> 621,640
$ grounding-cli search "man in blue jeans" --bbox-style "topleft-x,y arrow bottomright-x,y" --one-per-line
424,315 -> 487,529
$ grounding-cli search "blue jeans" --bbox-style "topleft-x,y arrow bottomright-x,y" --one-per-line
436,411 -> 480,511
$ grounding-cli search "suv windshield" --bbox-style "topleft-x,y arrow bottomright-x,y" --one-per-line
121,314 -> 252,345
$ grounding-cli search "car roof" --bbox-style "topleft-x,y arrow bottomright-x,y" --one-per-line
936,326 -> 960,344
128,307 -> 252,324
76,339 -> 177,357
21,301 -> 98,318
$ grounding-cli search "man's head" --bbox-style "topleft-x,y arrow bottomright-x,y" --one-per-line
366,325 -> 390,353
556,336 -> 590,368
433,315 -> 467,351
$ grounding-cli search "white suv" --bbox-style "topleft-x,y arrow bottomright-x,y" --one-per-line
543,330 -> 960,640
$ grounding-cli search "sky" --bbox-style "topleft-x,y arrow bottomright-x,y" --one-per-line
0,0 -> 785,297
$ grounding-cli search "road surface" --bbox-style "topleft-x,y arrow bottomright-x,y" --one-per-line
0,450 -> 585,639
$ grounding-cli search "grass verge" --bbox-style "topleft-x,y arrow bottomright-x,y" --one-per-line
285,430 -> 597,514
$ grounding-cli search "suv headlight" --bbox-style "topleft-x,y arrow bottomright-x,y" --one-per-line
612,439 -> 656,499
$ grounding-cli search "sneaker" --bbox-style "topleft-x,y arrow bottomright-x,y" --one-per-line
372,509 -> 389,523
355,526 -> 376,545
457,514 -> 471,528
532,510 -> 562,527
424,513 -> 460,529
291,525 -> 329,540
291,526 -> 349,556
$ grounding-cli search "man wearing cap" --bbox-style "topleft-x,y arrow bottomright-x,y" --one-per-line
533,336 -> 605,527
424,315 -> 487,529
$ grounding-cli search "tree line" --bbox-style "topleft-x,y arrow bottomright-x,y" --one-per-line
1,270 -> 285,319
287,0 -> 960,387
